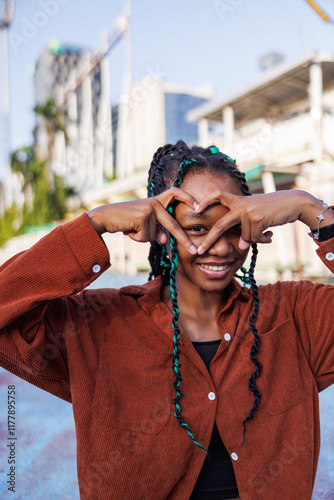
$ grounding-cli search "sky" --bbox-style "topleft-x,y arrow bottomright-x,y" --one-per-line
5,0 -> 334,151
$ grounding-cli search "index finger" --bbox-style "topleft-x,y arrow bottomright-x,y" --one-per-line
197,210 -> 241,255
195,190 -> 239,213
155,186 -> 199,212
152,200 -> 198,255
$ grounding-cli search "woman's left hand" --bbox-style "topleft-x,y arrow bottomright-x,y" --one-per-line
194,189 -> 332,254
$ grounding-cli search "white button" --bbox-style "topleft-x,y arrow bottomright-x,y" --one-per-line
208,392 -> 216,401
224,333 -> 231,341
231,452 -> 238,461
92,264 -> 101,273
326,252 -> 334,261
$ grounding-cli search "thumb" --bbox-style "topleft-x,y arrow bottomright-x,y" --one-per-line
156,228 -> 167,245
239,237 -> 251,250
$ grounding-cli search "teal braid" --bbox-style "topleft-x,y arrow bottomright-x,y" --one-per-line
168,160 -> 208,454
160,245 -> 171,270
234,266 -> 251,285
149,181 -> 155,197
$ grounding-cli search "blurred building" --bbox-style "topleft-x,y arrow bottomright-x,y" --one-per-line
34,39 -> 113,192
78,79 -> 214,273
187,51 -> 334,280
120,79 -> 214,178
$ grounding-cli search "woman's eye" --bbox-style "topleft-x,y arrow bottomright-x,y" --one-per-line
229,224 -> 242,234
186,225 -> 205,233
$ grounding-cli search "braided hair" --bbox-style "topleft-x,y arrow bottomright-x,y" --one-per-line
147,140 -> 261,453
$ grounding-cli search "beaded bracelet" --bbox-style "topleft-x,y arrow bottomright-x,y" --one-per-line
313,199 -> 330,240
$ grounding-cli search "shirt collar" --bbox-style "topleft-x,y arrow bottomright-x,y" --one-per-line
119,275 -> 250,312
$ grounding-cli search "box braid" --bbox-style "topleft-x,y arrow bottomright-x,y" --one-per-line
147,140 -> 262,453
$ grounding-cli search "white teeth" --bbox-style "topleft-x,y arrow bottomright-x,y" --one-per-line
201,264 -> 229,271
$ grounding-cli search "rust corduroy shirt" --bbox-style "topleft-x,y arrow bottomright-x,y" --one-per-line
1,213 -> 334,500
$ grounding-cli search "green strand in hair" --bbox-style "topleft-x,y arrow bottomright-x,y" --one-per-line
234,266 -> 251,285
168,162 -> 208,454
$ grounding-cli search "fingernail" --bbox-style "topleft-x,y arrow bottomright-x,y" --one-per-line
189,244 -> 197,255
193,202 -> 199,211
239,239 -> 251,250
197,245 -> 203,254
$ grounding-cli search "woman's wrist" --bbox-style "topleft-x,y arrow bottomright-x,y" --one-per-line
87,207 -> 107,236
297,191 -> 334,229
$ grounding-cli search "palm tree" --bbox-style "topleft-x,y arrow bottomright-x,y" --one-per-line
10,146 -> 45,211
34,95 -> 68,192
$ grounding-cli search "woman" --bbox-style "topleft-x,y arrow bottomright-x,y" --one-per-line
0,141 -> 334,500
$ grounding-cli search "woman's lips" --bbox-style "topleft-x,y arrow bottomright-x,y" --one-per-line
197,263 -> 232,279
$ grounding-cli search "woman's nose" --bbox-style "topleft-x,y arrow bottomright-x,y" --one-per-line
207,234 -> 234,256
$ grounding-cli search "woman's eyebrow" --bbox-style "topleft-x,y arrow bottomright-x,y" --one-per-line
179,212 -> 211,221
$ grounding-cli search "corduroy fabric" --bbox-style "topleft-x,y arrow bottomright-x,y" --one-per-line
1,213 -> 334,500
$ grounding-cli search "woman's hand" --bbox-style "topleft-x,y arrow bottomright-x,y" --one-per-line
88,187 -> 199,254
194,189 -> 334,254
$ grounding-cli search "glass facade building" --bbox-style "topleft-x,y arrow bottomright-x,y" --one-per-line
165,93 -> 208,145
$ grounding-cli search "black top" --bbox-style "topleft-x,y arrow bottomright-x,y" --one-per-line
189,340 -> 239,500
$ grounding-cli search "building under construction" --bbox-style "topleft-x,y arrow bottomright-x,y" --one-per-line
187,50 -> 334,280
34,39 -> 113,192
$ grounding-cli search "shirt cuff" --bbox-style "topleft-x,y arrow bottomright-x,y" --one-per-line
315,237 -> 334,272
61,213 -> 111,278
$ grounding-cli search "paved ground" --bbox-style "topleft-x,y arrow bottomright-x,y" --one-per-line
0,271 -> 333,499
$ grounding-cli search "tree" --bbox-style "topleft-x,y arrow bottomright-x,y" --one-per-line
34,95 -> 69,192
10,146 -> 45,211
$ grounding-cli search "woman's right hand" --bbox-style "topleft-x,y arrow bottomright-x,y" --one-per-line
87,187 -> 199,254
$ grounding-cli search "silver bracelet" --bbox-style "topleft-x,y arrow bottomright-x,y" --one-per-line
313,198 -> 330,240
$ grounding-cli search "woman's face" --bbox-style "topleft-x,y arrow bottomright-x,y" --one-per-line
173,172 -> 249,294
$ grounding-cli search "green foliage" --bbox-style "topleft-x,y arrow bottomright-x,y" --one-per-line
10,146 -> 45,186
0,205 -> 22,247
22,172 -> 67,227
34,95 -> 69,142
0,145 -> 68,248
1,95 -> 70,247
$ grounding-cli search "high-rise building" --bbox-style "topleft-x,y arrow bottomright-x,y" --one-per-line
34,39 -> 113,192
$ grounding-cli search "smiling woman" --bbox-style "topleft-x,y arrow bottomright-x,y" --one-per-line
1,140 -> 334,500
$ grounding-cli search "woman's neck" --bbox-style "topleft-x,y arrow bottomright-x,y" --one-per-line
161,280 -> 228,341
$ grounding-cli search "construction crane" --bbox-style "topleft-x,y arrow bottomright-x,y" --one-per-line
59,12 -> 129,108
305,0 -> 333,23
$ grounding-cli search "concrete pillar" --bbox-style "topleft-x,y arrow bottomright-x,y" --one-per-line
222,106 -> 234,155
198,118 -> 209,146
96,33 -> 113,184
309,62 -> 323,167
79,53 -> 94,189
262,171 -> 290,269
66,70 -> 79,187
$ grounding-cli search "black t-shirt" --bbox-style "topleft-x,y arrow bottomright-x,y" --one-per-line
190,340 -> 239,500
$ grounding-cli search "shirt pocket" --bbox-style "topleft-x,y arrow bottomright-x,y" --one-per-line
92,342 -> 173,434
240,319 -> 313,415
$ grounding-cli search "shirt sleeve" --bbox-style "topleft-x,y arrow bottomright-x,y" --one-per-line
287,237 -> 334,392
0,213 -> 111,401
